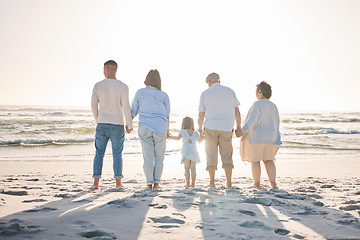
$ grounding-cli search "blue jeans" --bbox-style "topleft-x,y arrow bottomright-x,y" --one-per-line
93,123 -> 125,179
138,124 -> 167,185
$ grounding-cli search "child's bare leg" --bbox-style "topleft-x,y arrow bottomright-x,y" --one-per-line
90,178 -> 100,189
251,162 -> 261,188
191,177 -> 196,187
190,161 -> 196,187
184,159 -> 191,187
264,160 -> 277,188
185,176 -> 190,188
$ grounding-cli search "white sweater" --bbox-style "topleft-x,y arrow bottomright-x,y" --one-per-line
241,99 -> 281,145
91,79 -> 133,129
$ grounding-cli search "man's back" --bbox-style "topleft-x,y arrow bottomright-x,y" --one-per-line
199,83 -> 240,132
91,79 -> 132,126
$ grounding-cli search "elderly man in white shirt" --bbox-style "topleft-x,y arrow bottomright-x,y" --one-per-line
198,73 -> 241,188
90,60 -> 133,190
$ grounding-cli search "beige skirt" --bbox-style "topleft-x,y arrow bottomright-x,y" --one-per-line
240,134 -> 279,162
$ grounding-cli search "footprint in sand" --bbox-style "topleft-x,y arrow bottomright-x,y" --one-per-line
0,220 -> 44,236
22,199 -> 47,203
148,203 -> 168,209
274,228 -> 290,235
238,220 -> 271,231
241,197 -> 273,206
155,225 -> 181,229
107,199 -> 138,208
54,193 -> 75,198
308,193 -> 322,199
337,219 -> 360,229
295,208 -> 328,216
131,191 -> 159,198
0,190 -> 28,196
320,184 -> 336,188
73,220 -> 95,229
340,205 -> 360,211
24,207 -> 57,213
274,192 -> 307,200
293,234 -> 305,239
149,216 -> 185,225
238,209 -> 256,216
80,230 -> 116,239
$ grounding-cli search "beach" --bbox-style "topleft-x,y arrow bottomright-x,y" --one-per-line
1,106 -> 360,239
1,155 -> 360,240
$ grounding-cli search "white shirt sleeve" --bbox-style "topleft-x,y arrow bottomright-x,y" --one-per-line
91,86 -> 99,122
121,85 -> 133,129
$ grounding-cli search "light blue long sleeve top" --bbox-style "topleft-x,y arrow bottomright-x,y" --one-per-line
131,86 -> 170,134
241,99 -> 282,145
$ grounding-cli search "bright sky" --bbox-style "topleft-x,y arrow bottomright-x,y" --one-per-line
0,0 -> 359,113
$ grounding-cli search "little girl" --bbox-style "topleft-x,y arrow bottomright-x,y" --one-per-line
169,116 -> 203,187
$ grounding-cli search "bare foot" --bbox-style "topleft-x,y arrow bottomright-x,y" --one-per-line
91,178 -> 100,190
208,183 -> 216,188
190,184 -> 195,188
116,184 -> 126,189
185,184 -> 190,188
226,182 -> 232,189
254,184 -> 261,189
271,184 -> 279,189
153,183 -> 161,189
146,184 -> 153,189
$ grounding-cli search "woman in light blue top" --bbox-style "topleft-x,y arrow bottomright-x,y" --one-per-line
131,69 -> 170,189
239,81 -> 282,189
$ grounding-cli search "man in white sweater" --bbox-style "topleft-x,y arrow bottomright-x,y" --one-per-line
90,60 -> 133,189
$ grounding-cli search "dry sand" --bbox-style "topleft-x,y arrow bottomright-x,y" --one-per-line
1,155 -> 360,240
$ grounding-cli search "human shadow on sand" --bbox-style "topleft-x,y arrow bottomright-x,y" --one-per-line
1,177 -> 360,240
195,182 -> 360,240
0,187 -> 157,239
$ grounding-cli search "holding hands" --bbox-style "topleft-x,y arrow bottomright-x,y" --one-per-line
125,125 -> 133,134
235,127 -> 243,137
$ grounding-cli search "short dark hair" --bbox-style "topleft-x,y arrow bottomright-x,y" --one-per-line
256,81 -> 272,99
144,69 -> 161,90
104,60 -> 117,68
181,116 -> 194,130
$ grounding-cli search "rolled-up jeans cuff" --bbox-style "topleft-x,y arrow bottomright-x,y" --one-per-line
114,175 -> 123,179
92,175 -> 102,179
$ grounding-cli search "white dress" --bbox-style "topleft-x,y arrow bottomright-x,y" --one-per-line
179,129 -> 200,164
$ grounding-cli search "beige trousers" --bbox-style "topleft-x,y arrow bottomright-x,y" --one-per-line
205,128 -> 234,171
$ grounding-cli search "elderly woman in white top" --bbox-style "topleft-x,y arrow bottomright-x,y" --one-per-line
239,81 -> 281,189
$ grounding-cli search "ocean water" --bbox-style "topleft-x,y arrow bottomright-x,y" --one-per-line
0,106 -> 359,162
